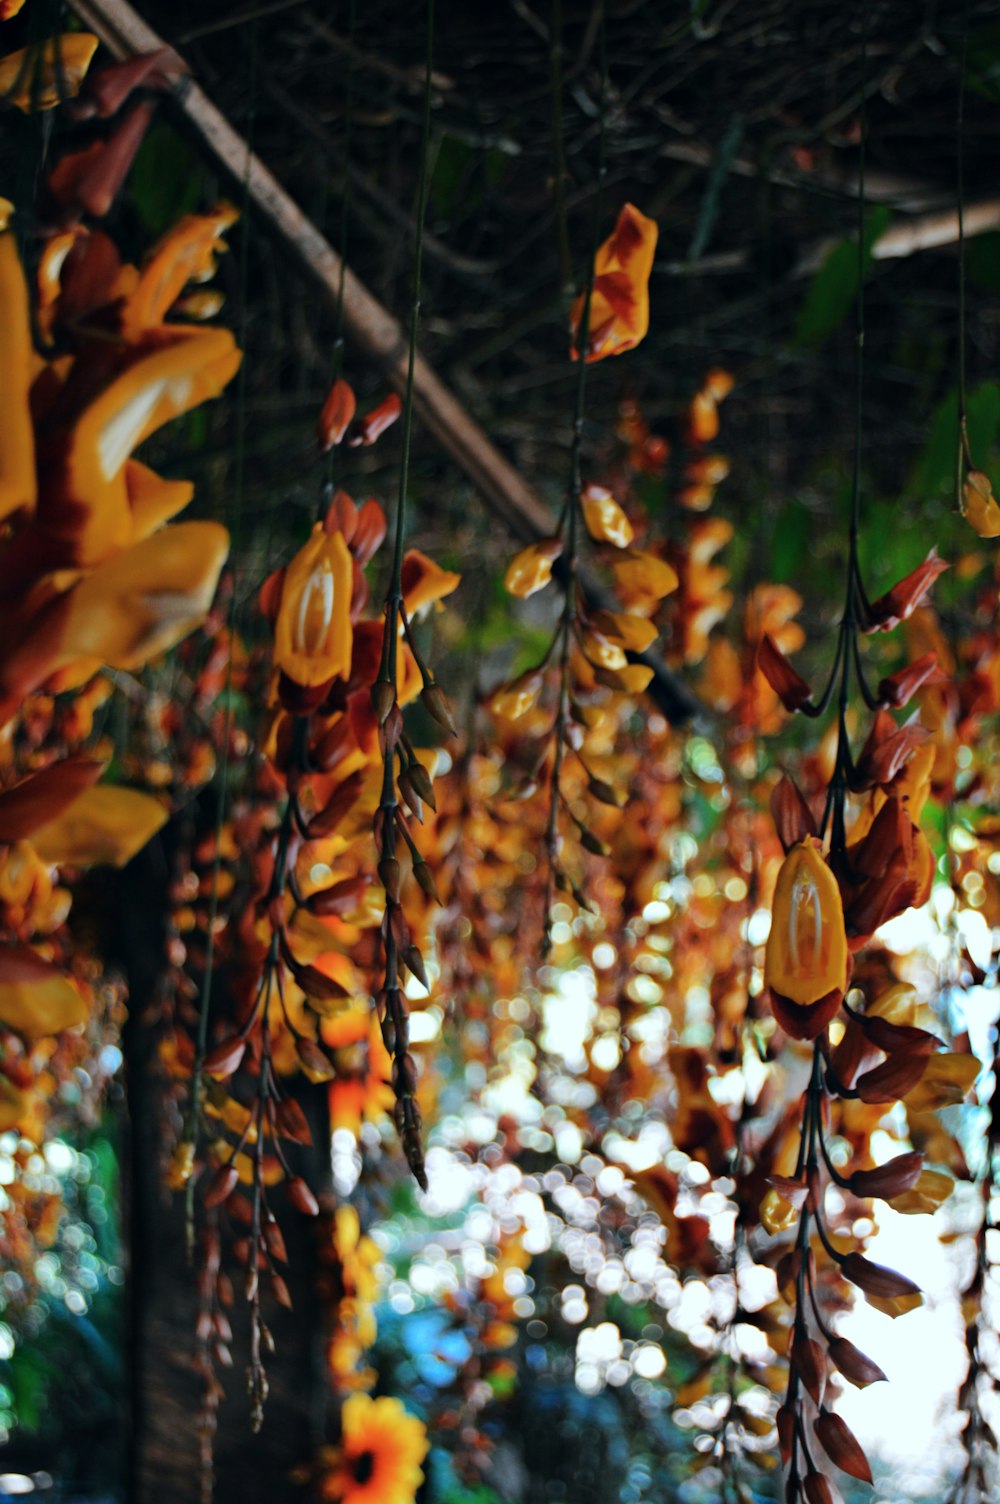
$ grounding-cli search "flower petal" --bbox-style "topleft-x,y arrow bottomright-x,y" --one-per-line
31,785 -> 168,867
0,34 -> 99,111
51,519 -> 230,674
0,229 -> 36,522
0,946 -> 87,1039
570,203 -> 658,362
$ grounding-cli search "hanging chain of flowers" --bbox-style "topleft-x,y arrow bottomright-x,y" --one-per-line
752,34 -> 974,1499
369,0 -> 449,1191
492,13 -> 672,954
173,0 -> 458,1471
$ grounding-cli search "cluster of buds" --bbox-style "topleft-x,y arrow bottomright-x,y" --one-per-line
370,538 -> 458,1190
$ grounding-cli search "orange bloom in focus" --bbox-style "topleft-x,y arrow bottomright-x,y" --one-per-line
570,203 -> 658,362
274,525 -> 353,688
320,1394 -> 428,1504
764,838 -> 848,1040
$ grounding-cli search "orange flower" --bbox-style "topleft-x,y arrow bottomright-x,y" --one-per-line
0,226 -> 35,522
37,326 -> 240,567
610,548 -> 678,612
274,525 -> 354,688
0,946 -> 88,1040
321,1394 -> 428,1504
840,796 -> 933,947
400,547 -> 461,617
0,34 -> 99,111
119,204 -> 238,335
570,203 -> 658,362
0,522 -> 230,720
764,838 -> 848,1040
962,469 -> 1000,538
686,369 -> 734,444
0,216 -> 239,719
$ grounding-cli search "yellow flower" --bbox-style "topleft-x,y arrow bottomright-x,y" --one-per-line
0,34 -> 98,112
764,838 -> 847,1040
120,204 -> 238,335
0,227 -> 35,522
274,525 -> 354,688
39,326 -> 240,568
581,484 -> 634,548
29,785 -> 168,868
504,537 -> 562,599
962,469 -> 1000,538
322,1394 -> 428,1504
334,1204 -> 380,1306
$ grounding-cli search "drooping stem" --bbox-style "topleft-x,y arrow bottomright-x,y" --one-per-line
542,2 -> 607,951
372,0 -> 437,1188
185,18 -> 259,1259
825,3 -> 869,862
956,0 -> 973,502
324,0 -> 358,497
550,0 -> 572,293
386,0 -> 436,644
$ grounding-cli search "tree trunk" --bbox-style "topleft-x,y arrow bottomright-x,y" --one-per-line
116,832 -> 330,1503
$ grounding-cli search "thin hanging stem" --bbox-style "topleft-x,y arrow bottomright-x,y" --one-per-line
324,0 -> 358,496
542,1 -> 607,951
827,4 -> 869,862
956,0 -> 973,499
849,9 -> 866,560
372,0 -> 436,1191
381,0 -> 435,683
185,19 -> 259,1259
550,0 -> 573,293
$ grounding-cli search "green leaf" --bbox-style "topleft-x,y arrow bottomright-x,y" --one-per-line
910,382 -> 1000,499
965,22 -> 1000,103
967,232 -> 1000,293
769,499 -> 814,580
794,204 -> 891,347
127,124 -> 203,238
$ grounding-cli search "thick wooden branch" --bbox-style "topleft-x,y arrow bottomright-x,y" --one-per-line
794,198 -> 1000,277
66,0 -> 705,726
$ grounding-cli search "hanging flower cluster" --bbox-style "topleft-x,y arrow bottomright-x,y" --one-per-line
175,367 -> 459,1436
751,521 -> 978,1498
491,203 -> 675,951
0,33 -> 247,1434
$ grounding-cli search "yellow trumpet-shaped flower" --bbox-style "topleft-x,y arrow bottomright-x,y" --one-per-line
764,837 -> 848,1040
0,229 -> 36,522
274,525 -> 354,688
